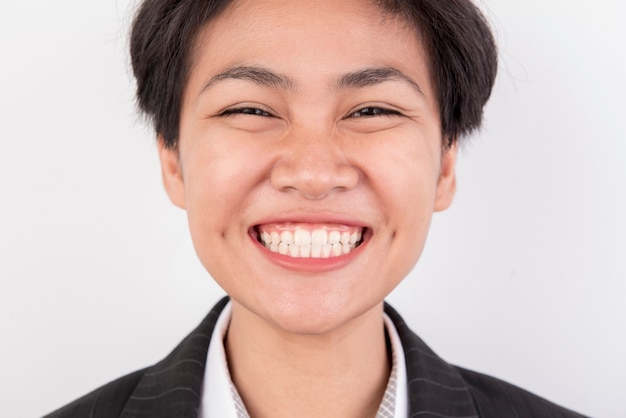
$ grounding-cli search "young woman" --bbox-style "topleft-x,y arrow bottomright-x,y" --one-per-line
46,0 -> 585,417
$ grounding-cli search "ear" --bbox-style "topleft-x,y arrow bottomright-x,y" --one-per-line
157,136 -> 186,209
434,142 -> 458,212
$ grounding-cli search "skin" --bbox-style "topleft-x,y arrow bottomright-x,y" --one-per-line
158,0 -> 457,416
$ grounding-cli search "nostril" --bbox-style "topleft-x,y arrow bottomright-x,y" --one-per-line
270,158 -> 359,199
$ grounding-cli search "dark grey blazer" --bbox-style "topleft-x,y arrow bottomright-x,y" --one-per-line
45,297 -> 587,417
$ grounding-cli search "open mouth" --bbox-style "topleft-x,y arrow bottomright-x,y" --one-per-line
255,223 -> 365,258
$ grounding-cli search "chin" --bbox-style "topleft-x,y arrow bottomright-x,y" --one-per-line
253,291 -> 383,337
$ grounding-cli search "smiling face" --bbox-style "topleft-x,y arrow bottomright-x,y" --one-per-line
159,0 -> 457,334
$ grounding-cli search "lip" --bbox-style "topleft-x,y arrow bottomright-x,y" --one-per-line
249,214 -> 371,273
252,212 -> 368,229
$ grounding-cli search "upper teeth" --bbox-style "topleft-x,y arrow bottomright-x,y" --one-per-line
258,224 -> 363,258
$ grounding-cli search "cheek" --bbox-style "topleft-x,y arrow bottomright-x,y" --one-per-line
369,139 -> 440,218
182,130 -> 261,202
181,144 -> 257,248
382,194 -> 435,289
368,139 -> 440,271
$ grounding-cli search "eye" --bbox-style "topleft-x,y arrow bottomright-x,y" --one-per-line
348,106 -> 401,118
220,106 -> 274,117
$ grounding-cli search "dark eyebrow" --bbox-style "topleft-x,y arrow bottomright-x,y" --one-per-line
201,65 -> 295,92
200,65 -> 422,97
336,67 -> 424,96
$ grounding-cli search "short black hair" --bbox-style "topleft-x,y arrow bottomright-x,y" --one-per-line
130,0 -> 497,149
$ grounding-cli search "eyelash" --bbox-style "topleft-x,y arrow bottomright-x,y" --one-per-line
348,106 -> 401,118
219,107 -> 274,117
218,106 -> 401,119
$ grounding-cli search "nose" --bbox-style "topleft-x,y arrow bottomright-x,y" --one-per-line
270,131 -> 359,200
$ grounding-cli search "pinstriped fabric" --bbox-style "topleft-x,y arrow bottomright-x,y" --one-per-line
383,303 -> 479,418
119,297 -> 230,418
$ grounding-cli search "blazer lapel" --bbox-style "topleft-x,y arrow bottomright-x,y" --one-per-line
120,297 -> 229,418
384,303 -> 479,418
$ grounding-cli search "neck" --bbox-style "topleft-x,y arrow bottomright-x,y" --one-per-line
225,301 -> 390,418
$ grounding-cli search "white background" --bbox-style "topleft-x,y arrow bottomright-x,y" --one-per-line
1,1 -> 624,417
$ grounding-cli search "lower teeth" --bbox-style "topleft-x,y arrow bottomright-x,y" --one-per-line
258,229 -> 364,258
267,242 -> 358,258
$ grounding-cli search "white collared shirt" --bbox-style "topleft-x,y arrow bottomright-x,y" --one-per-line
199,302 -> 408,418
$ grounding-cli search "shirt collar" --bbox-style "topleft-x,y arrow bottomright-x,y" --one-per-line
199,302 -> 239,418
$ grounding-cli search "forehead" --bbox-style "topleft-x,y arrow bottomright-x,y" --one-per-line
215,0 -> 401,37
187,0 -> 432,92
